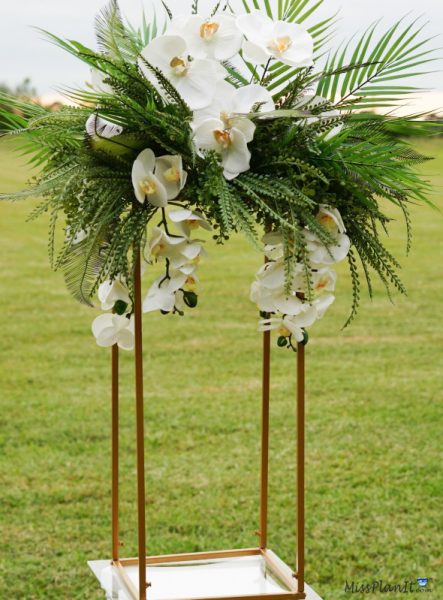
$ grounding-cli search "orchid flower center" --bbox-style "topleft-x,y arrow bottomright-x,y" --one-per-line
214,129 -> 231,150
315,276 -> 328,291
279,325 -> 291,337
151,241 -> 166,257
200,21 -> 220,41
267,36 -> 293,55
317,214 -> 337,234
187,219 -> 200,230
185,275 -> 197,289
170,56 -> 189,77
139,177 -> 157,195
163,166 -> 181,183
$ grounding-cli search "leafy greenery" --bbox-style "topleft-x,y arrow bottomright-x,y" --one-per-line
0,137 -> 442,599
316,17 -> 440,109
0,78 -> 37,132
0,0 -> 439,326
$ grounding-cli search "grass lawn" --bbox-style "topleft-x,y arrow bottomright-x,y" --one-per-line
0,137 -> 442,599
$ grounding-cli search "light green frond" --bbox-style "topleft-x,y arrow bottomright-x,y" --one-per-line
316,17 -> 440,108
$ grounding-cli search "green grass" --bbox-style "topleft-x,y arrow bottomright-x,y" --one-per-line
0,137 -> 442,599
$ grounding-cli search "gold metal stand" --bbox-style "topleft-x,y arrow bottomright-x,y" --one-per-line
260,327 -> 271,550
111,343 -> 119,562
134,252 -> 148,599
296,341 -> 305,597
109,251 -> 307,600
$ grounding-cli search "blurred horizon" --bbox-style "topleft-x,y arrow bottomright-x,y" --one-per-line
1,0 -> 442,114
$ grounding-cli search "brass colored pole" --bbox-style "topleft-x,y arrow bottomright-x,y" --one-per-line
296,341 -> 305,595
134,252 -> 147,600
112,343 -> 120,562
260,326 -> 271,550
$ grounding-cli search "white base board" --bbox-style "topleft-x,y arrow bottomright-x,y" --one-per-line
89,555 -> 323,600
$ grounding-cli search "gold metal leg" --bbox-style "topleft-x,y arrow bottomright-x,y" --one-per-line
134,252 -> 147,599
260,327 -> 271,550
296,341 -> 305,596
112,344 -> 120,562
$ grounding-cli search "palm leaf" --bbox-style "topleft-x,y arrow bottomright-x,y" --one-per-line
0,92 -> 48,126
94,0 -> 129,60
316,17 -> 439,107
95,0 -> 167,60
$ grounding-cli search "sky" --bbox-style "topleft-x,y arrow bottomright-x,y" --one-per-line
1,0 -> 442,111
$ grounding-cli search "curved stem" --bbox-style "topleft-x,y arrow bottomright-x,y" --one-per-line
261,58 -> 273,84
160,208 -> 171,235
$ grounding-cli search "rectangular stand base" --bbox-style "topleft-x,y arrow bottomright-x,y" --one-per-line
89,549 -> 323,600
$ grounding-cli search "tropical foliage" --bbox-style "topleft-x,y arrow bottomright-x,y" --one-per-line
0,0 -> 438,350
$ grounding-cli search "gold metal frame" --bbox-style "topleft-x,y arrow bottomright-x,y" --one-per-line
110,252 -> 307,600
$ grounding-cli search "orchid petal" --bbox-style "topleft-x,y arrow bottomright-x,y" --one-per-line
233,84 -> 275,115
194,118 -> 225,153
222,128 -> 251,178
273,294 -> 304,316
139,35 -> 187,74
242,40 -> 270,65
155,155 -> 187,200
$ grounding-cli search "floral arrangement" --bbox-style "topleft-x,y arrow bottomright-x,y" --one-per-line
0,0 -> 437,352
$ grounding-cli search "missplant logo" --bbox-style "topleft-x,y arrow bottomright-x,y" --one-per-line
344,578 -> 433,594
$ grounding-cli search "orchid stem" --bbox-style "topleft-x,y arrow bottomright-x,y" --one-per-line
260,59 -> 273,85
160,208 -> 171,235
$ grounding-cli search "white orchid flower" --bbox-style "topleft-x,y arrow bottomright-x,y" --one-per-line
313,293 -> 335,318
255,260 -> 286,290
258,306 -> 317,342
149,227 -> 187,258
251,268 -> 305,317
311,267 -> 337,295
193,81 -> 275,180
272,292 -> 306,316
86,114 -> 123,139
132,149 -> 187,207
154,155 -> 188,200
194,81 -> 275,125
295,95 -> 344,139
251,259 -> 306,314
143,271 -> 188,313
98,278 -> 131,311
258,259 -> 306,292
92,314 -> 135,351
148,227 -> 206,273
305,230 -> 351,265
169,209 -> 211,238
132,149 -> 167,207
168,14 -> 243,61
317,205 -> 346,235
237,11 -> 314,68
138,35 -> 226,110
305,205 -> 350,265
169,241 -> 207,272
258,293 -> 334,341
258,316 -> 304,342
306,204 -> 349,262
250,280 -> 280,313
194,118 -> 252,180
